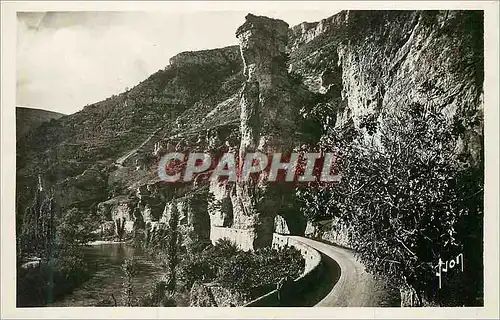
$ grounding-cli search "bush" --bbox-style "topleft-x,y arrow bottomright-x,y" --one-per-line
139,279 -> 177,307
16,248 -> 93,306
300,102 -> 483,306
177,239 -> 305,298
177,238 -> 236,289
178,253 -> 218,290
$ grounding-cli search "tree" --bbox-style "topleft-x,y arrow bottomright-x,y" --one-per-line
57,207 -> 99,246
121,258 -> 138,306
303,102 -> 483,306
166,200 -> 180,290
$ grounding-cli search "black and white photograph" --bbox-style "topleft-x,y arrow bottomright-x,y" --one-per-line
1,1 -> 499,319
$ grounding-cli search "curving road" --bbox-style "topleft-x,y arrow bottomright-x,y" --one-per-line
289,236 -> 399,307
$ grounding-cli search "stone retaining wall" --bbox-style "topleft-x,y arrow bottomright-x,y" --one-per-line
244,233 -> 322,307
210,226 -> 255,251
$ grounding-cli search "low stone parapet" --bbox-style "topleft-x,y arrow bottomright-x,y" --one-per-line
210,226 -> 256,251
244,233 -> 323,306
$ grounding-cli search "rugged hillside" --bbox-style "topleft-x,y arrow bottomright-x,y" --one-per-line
17,10 -> 483,306
16,107 -> 65,139
16,45 -> 243,225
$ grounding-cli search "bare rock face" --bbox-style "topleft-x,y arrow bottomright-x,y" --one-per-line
236,14 -> 296,153
207,14 -> 312,250
135,184 -> 166,222
207,180 -> 234,227
288,11 -> 348,51
161,191 -> 211,247
289,11 -> 483,162
308,218 -> 352,248
273,215 -> 290,234
97,195 -> 135,235
229,14 -> 302,249
169,46 -> 241,68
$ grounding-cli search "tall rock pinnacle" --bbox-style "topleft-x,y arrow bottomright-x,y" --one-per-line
236,13 -> 295,154
231,14 -> 301,249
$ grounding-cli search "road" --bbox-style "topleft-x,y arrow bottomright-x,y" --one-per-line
115,127 -> 163,167
290,236 -> 399,307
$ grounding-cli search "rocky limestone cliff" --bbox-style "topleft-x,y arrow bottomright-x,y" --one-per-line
289,11 -> 482,158
288,11 -> 349,51
208,14 -> 308,250
169,46 -> 241,68
287,11 -> 483,258
237,14 -> 297,152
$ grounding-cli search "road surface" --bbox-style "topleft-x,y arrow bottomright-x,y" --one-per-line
290,236 -> 399,307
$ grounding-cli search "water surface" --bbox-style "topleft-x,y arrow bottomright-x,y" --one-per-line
49,243 -> 165,307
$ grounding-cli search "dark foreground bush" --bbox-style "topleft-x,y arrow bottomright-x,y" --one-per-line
177,239 -> 305,299
298,102 -> 483,306
16,250 -> 94,307
138,279 -> 177,307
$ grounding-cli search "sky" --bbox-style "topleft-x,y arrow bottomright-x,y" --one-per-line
16,10 -> 339,115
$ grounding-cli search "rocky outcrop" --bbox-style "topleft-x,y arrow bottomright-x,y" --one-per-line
97,195 -> 136,235
304,218 -> 351,249
273,215 -> 290,234
214,14 -> 303,250
288,11 -> 348,51
136,184 -> 167,222
289,11 -> 483,158
287,11 -> 484,258
236,14 -> 297,153
207,180 -> 234,227
169,46 -> 241,68
161,190 -> 211,248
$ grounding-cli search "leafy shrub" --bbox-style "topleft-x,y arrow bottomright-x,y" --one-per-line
299,102 -> 483,306
177,238 -> 236,289
217,252 -> 255,291
139,279 -> 177,307
121,258 -> 138,306
177,239 -> 305,298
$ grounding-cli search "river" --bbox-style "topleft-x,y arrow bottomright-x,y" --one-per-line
48,243 -> 165,307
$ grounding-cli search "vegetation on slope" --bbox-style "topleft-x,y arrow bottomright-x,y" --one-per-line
16,107 -> 65,139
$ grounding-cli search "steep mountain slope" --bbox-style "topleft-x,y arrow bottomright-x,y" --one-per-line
16,45 -> 243,222
16,107 -> 65,139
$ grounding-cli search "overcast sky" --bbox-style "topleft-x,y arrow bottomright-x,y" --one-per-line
16,10 -> 339,115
